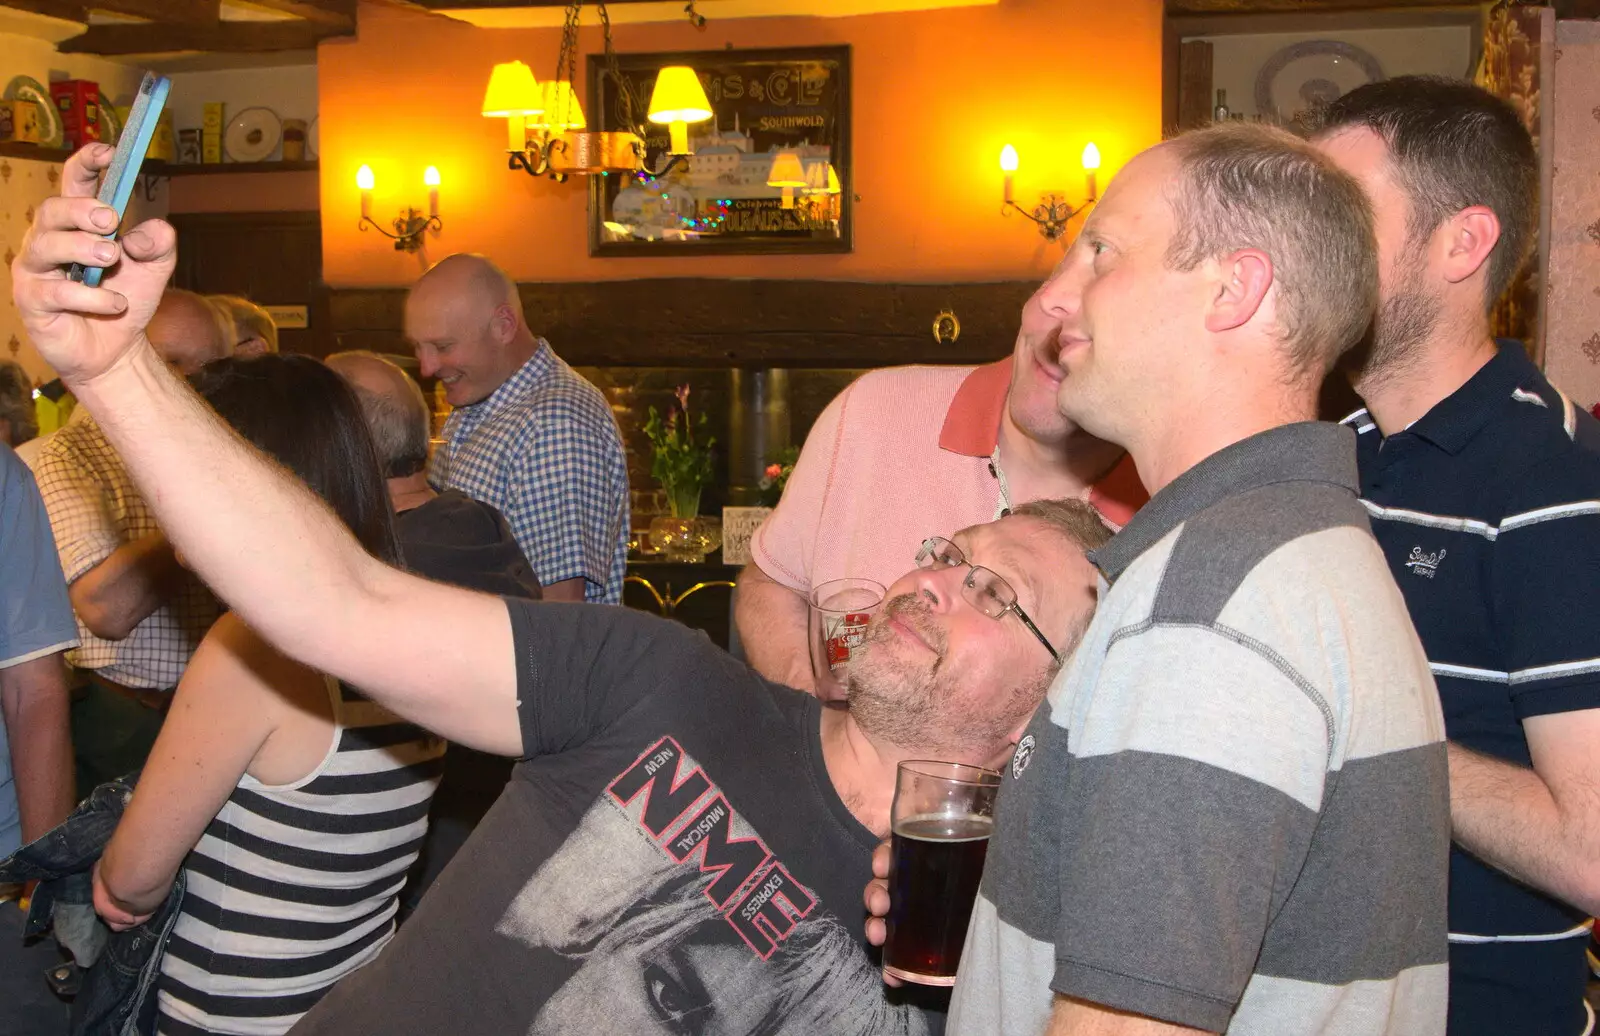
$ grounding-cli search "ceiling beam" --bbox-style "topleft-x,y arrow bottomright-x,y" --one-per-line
0,0 -> 87,21
56,17 -> 350,52
231,0 -> 354,26
88,0 -> 218,23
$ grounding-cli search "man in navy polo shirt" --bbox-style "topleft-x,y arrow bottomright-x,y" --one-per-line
1317,77 -> 1600,1035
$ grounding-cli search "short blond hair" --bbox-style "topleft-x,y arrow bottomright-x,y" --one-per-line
1164,122 -> 1378,381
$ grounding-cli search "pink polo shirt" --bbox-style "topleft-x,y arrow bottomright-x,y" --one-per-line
751,358 -> 1146,597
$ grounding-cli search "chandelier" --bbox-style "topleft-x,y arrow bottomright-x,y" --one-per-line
485,1 -> 647,180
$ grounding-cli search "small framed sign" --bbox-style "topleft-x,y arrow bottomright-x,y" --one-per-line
720,506 -> 773,567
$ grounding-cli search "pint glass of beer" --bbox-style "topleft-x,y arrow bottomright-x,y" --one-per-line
808,577 -> 885,701
882,760 -> 1000,986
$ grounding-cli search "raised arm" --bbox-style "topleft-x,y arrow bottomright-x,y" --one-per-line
12,146 -> 520,756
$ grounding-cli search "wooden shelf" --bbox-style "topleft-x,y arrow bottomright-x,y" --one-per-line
143,160 -> 320,176
0,142 -> 73,163
0,147 -> 320,176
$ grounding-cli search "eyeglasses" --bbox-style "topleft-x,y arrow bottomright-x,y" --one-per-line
914,536 -> 1059,663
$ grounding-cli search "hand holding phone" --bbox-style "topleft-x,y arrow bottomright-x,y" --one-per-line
67,70 -> 170,288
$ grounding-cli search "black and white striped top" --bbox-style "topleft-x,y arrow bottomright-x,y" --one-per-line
157,677 -> 445,1036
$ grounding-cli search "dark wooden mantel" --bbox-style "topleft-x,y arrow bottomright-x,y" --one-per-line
328,279 -> 1038,368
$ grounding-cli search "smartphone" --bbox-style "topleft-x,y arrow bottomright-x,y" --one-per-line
68,71 -> 171,288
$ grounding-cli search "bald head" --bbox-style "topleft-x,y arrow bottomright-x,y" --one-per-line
326,351 -> 432,478
147,289 -> 231,375
405,253 -> 538,406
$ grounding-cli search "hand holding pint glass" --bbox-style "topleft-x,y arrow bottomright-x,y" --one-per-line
881,760 -> 999,986
808,577 -> 885,701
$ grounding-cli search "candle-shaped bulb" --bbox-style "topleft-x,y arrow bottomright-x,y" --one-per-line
424,165 -> 440,218
356,164 -> 374,221
1080,142 -> 1101,171
1000,144 -> 1018,205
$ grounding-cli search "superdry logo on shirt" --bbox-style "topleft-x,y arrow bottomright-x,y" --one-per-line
1404,546 -> 1447,578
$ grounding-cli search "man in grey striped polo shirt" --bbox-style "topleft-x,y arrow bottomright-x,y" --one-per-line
948,125 -> 1451,1034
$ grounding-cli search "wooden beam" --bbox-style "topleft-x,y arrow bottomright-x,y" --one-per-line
88,0 -> 218,23
230,0 -> 354,27
56,17 -> 350,52
0,0 -> 86,21
327,279 -> 1038,368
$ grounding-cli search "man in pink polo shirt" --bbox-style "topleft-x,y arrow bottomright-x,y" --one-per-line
738,272 -> 1147,693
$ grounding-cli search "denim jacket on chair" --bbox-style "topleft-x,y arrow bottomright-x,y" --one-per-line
0,772 -> 184,1036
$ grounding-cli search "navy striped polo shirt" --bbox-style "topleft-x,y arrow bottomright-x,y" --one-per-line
1347,341 -> 1600,1036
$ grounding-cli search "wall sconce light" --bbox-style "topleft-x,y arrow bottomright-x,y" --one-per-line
356,164 -> 443,253
766,150 -> 807,209
1001,142 -> 1100,242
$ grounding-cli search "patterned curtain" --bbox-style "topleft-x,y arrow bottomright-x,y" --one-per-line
1475,2 -> 1551,359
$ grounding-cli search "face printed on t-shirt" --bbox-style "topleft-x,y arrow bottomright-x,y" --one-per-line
495,736 -> 931,1036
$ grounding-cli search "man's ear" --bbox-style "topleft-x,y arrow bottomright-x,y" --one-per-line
1204,249 -> 1273,334
490,303 -> 518,344
233,336 -> 269,360
1440,205 -> 1500,287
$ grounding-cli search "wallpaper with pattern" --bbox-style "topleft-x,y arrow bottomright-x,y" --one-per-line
1546,19 -> 1600,410
0,155 -> 67,383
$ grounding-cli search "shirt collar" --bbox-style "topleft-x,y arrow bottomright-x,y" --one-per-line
1088,422 -> 1358,584
1399,340 -> 1533,456
458,339 -> 554,418
938,357 -> 1013,457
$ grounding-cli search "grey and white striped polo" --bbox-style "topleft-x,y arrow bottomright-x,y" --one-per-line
948,421 -> 1450,1036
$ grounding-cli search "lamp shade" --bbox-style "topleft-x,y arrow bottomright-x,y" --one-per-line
766,150 -> 807,188
999,144 -> 1019,172
1081,142 -> 1101,171
482,60 -> 543,117
531,80 -> 586,131
647,66 -> 712,124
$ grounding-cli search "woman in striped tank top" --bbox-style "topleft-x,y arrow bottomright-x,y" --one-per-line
91,355 -> 445,1035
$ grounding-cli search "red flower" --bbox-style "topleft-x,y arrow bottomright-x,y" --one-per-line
764,463 -> 783,479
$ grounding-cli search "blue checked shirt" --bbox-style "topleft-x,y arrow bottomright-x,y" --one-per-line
428,342 -> 630,604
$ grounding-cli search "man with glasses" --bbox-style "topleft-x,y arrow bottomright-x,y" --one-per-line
15,150 -> 1119,1029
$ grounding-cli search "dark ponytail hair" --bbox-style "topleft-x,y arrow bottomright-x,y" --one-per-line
191,354 -> 403,567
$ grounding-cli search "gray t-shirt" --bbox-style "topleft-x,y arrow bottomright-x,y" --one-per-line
290,600 -> 939,1035
950,423 -> 1451,1036
0,443 -> 79,856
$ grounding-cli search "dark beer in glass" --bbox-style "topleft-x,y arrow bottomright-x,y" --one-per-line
882,761 -> 1000,986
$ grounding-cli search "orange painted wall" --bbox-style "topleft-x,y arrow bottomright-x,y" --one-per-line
317,0 -> 1162,287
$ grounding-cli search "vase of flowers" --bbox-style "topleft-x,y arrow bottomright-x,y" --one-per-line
644,384 -> 721,561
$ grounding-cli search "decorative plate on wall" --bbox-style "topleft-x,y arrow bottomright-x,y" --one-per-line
1255,40 -> 1385,127
3,75 -> 65,149
224,106 -> 282,163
